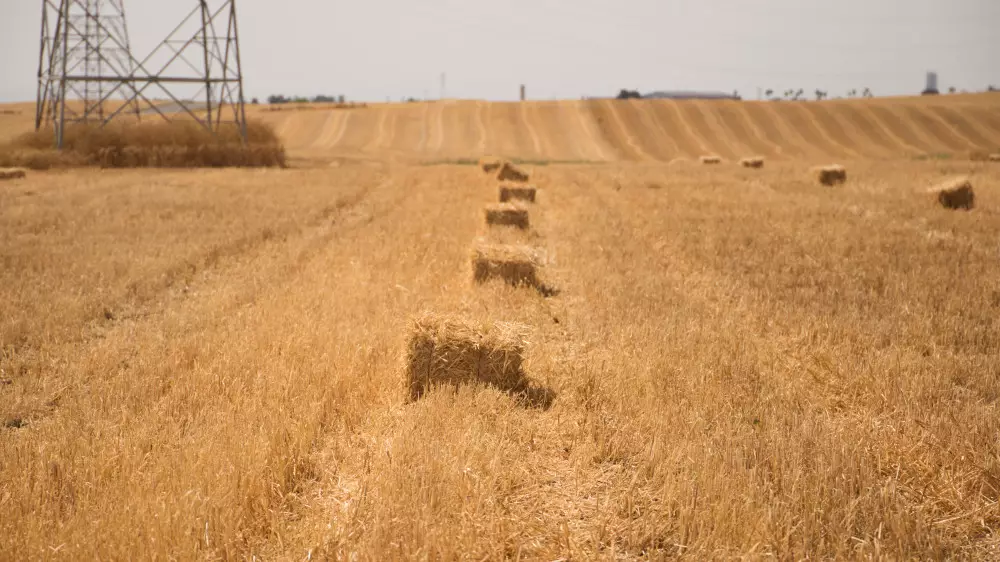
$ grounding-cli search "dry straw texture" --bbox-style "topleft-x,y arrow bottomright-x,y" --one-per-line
479,157 -> 503,174
483,203 -> 530,229
0,121 -> 285,169
471,241 -> 539,288
929,176 -> 975,210
496,161 -> 529,182
700,155 -> 722,165
405,313 -> 529,401
0,167 -> 27,180
498,184 -> 537,203
740,157 -> 764,169
815,164 -> 847,186
3,97 -> 1000,560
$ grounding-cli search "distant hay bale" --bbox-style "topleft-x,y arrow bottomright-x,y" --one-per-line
700,155 -> 722,165
499,184 -> 537,203
740,157 -> 764,169
405,313 -> 528,401
814,165 -> 847,186
0,168 -> 27,180
496,161 -> 529,183
929,177 -> 975,210
484,203 -> 530,229
989,153 -> 1000,162
472,241 -> 539,288
480,157 -> 503,174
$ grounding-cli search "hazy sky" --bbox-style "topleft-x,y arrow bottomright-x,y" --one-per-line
1,0 -> 997,103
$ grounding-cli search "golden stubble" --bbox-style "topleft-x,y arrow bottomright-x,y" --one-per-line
1,154 -> 998,559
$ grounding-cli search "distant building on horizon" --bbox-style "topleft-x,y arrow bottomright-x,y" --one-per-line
922,72 -> 940,95
642,90 -> 741,101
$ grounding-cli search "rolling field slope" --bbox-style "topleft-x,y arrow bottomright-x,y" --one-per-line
245,95 -> 1000,163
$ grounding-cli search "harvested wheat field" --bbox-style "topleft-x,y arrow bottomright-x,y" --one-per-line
2,95 -> 1000,560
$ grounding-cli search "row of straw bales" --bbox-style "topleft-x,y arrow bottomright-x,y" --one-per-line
700,155 -> 764,168
407,158 -> 546,401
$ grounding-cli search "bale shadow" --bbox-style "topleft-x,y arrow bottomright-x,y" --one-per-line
510,382 -> 558,410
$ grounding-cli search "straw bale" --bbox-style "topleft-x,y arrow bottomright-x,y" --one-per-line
740,157 -> 764,169
989,153 -> 1000,162
928,176 -> 975,210
496,161 -> 529,182
472,242 -> 539,288
700,155 -> 722,165
815,165 -> 847,186
499,184 -> 537,203
406,313 -> 528,400
0,168 -> 27,180
484,203 -> 530,229
480,157 -> 503,174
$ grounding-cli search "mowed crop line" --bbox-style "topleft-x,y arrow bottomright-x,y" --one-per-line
830,103 -> 907,158
520,103 -> 543,157
899,105 -> 972,153
920,105 -> 990,150
804,103 -> 878,159
692,100 -> 754,158
929,105 -> 1000,149
865,104 -> 936,154
571,103 -> 614,161
878,105 -> 945,153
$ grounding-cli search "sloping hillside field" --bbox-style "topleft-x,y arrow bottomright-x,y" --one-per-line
252,95 -> 1000,163
2,96 -> 1000,559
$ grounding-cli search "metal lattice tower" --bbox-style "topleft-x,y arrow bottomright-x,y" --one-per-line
36,1 -> 248,148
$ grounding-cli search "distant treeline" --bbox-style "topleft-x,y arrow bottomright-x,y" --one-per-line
264,95 -> 345,104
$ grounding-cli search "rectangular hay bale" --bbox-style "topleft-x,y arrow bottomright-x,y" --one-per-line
0,168 -> 27,181
406,313 -> 528,400
480,157 -> 503,174
814,165 -> 847,186
929,176 -> 975,210
472,242 -> 539,288
700,155 -> 722,165
499,184 -> 537,203
497,161 -> 529,182
484,203 -> 530,229
740,157 -> 764,169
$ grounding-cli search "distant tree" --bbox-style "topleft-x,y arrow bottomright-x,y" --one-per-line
313,95 -> 337,103
267,94 -> 289,104
251,97 -> 259,105
862,88 -> 873,98
765,89 -> 774,98
616,89 -> 641,100
948,87 -> 957,94
338,95 -> 345,104
815,89 -> 827,101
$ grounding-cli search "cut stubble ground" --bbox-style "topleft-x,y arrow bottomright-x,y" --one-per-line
1,158 -> 998,559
